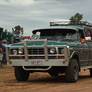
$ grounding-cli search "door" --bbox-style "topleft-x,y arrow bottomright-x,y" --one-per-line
78,29 -> 89,66
85,28 -> 92,66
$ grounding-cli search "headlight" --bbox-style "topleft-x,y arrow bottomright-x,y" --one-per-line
9,48 -> 24,55
50,48 -> 56,54
13,50 -> 17,55
18,48 -> 23,55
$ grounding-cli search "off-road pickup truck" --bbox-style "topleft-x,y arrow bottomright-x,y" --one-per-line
6,21 -> 92,82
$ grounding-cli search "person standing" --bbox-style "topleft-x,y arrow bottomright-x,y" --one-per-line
0,47 -> 3,68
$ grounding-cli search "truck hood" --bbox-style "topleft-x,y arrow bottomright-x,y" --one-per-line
11,40 -> 78,47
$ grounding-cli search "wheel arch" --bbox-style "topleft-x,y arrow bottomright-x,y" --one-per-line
70,51 -> 80,71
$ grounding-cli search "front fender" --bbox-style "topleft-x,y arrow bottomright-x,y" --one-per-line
69,51 -> 80,71
70,51 -> 79,59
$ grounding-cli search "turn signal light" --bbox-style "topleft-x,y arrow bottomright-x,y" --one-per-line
58,56 -> 65,59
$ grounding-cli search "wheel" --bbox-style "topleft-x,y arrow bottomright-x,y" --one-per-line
65,59 -> 79,82
89,68 -> 92,77
14,66 -> 29,81
48,71 -> 58,77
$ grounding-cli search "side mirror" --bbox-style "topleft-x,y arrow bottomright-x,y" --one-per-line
85,37 -> 91,41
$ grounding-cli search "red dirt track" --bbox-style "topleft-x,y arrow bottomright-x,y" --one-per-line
0,67 -> 92,92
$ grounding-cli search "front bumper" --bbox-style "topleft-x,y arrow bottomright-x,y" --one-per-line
7,59 -> 69,66
7,59 -> 69,71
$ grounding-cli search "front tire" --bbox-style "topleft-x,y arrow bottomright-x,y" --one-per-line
14,67 -> 29,81
65,59 -> 79,82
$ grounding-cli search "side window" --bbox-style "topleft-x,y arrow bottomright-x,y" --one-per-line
85,28 -> 92,40
90,29 -> 92,38
78,30 -> 85,43
79,30 -> 85,39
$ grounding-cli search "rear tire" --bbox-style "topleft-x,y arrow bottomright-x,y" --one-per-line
14,67 -> 29,81
65,59 -> 79,82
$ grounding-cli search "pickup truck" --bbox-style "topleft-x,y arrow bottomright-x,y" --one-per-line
6,21 -> 92,82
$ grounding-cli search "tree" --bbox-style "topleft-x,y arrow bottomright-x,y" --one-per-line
69,13 -> 83,24
0,28 -> 3,41
12,25 -> 24,37
0,28 -> 14,44
7,32 -> 13,44
12,25 -> 24,43
2,29 -> 8,40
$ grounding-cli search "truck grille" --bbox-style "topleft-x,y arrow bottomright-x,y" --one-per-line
9,47 -> 59,59
28,48 -> 44,55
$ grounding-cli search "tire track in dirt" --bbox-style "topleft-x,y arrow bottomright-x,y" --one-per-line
0,67 -> 92,92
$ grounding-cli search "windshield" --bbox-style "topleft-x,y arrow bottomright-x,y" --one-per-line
32,29 -> 78,41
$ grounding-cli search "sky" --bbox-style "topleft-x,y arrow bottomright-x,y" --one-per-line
0,0 -> 92,35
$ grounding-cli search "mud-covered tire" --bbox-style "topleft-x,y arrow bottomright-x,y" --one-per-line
89,68 -> 92,77
65,59 -> 79,82
14,67 -> 29,81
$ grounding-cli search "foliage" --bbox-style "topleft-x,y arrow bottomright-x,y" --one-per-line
69,13 -> 83,24
0,28 -> 13,44
12,25 -> 23,37
0,28 -> 3,41
0,25 -> 24,44
12,25 -> 24,43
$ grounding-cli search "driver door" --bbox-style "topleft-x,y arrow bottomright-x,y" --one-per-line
78,30 -> 89,66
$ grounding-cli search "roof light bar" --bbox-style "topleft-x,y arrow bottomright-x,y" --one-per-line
50,20 -> 92,27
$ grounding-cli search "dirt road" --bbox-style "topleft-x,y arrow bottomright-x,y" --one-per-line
0,67 -> 92,92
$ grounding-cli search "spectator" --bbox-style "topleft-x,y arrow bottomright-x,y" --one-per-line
0,47 -> 3,68
0,42 -> 6,63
